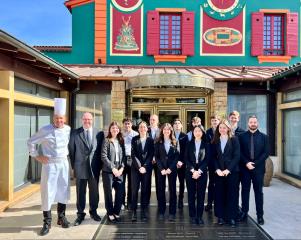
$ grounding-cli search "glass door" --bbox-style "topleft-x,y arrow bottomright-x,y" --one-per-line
185,109 -> 206,133
158,110 -> 180,125
131,108 -> 153,131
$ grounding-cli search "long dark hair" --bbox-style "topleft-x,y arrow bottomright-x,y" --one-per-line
107,121 -> 124,145
212,119 -> 233,144
157,123 -> 177,146
192,125 -> 206,141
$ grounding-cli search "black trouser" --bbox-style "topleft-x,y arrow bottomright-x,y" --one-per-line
131,167 -> 150,210
207,167 -> 215,206
177,165 -> 186,201
76,177 -> 99,218
186,171 -> 207,219
157,170 -> 177,215
123,157 -> 132,206
241,169 -> 264,217
102,171 -> 124,216
214,172 -> 239,221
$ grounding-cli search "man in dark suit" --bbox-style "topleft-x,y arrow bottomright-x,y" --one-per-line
69,112 -> 104,226
205,114 -> 220,212
238,115 -> 269,225
229,111 -> 245,136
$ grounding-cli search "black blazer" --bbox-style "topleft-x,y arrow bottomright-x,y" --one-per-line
185,140 -> 208,173
235,126 -> 245,136
213,137 -> 240,173
101,138 -> 125,173
69,127 -> 104,179
131,135 -> 154,171
147,127 -> 160,141
155,142 -> 179,172
206,128 -> 216,169
175,132 -> 188,162
239,130 -> 269,174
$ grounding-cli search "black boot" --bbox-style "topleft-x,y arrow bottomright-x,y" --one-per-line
57,203 -> 70,228
178,198 -> 183,209
131,210 -> 137,222
40,211 -> 51,236
141,209 -> 147,221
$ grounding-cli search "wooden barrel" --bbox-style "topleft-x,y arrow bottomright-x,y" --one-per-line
264,157 -> 274,187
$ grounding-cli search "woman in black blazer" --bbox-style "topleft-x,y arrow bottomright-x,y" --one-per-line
212,119 -> 240,227
185,125 -> 208,225
131,121 -> 154,222
101,121 -> 125,223
155,123 -> 179,221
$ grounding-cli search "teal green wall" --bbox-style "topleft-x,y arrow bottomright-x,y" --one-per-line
107,0 -> 301,66
45,2 -> 95,64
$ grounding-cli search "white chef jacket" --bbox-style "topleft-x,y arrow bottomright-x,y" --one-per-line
27,124 -> 71,211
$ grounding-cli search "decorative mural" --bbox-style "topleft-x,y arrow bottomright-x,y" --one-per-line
110,0 -> 143,56
200,0 -> 246,56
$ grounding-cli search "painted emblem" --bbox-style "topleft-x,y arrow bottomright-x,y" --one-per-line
111,0 -> 143,12
114,16 -> 139,51
203,27 -> 242,46
202,0 -> 246,20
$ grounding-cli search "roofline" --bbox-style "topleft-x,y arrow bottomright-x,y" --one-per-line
271,62 -> 301,81
0,29 -> 79,79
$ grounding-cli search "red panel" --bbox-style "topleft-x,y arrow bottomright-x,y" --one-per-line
182,11 -> 195,56
147,11 -> 160,55
251,12 -> 264,56
286,12 -> 299,56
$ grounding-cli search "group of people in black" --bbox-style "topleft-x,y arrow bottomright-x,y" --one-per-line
97,111 -> 269,227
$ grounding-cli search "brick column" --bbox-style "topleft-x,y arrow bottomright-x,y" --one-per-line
111,81 -> 126,124
211,82 -> 228,118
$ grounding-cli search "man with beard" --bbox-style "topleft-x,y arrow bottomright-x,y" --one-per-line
238,115 -> 269,225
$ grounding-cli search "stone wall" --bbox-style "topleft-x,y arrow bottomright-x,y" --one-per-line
111,81 -> 126,124
210,82 -> 228,118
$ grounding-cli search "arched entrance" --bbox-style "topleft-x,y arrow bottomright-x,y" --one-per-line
127,73 -> 214,131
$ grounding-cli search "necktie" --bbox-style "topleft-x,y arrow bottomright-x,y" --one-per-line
86,130 -> 91,147
250,133 -> 254,160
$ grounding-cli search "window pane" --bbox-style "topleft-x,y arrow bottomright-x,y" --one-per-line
14,77 -> 36,95
228,95 -> 267,134
283,89 -> 301,102
283,109 -> 301,179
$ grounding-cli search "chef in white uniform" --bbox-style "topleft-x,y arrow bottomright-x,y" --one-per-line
27,98 -> 71,236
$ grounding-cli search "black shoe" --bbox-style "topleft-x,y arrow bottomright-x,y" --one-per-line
196,218 -> 204,225
108,215 -> 117,223
218,218 -> 224,225
168,214 -> 176,222
158,214 -> 164,220
141,210 -> 147,221
90,213 -> 102,222
230,219 -> 236,227
178,199 -> 183,209
74,217 -> 84,226
39,223 -> 51,236
239,212 -> 248,222
205,204 -> 212,212
190,217 -> 196,224
132,211 -> 137,222
114,215 -> 121,222
257,217 -> 264,225
57,216 -> 70,228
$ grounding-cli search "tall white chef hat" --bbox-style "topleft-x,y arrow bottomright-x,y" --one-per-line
54,98 -> 66,116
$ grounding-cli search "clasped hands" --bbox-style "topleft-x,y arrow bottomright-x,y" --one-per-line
139,166 -> 146,174
35,156 -> 49,164
216,169 -> 230,177
191,169 -> 202,179
112,168 -> 124,177
161,168 -> 172,175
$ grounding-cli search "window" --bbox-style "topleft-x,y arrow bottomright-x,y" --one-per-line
263,14 -> 284,56
251,11 -> 298,62
283,89 -> 301,102
147,10 -> 195,62
159,14 -> 181,55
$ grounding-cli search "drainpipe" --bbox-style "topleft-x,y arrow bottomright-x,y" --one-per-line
71,79 -> 80,128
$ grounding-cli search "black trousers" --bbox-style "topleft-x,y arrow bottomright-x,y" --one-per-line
186,171 -> 207,218
241,169 -> 264,217
207,167 -> 215,205
102,171 -> 124,216
131,167 -> 150,210
177,165 -> 186,201
123,159 -> 132,206
214,172 -> 239,221
76,177 -> 99,218
157,171 -> 177,215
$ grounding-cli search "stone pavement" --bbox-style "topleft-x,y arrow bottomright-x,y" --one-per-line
0,177 -> 300,240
